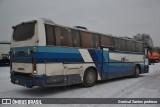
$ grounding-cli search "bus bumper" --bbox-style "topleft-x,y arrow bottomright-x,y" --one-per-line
10,72 -> 82,88
10,72 -> 45,88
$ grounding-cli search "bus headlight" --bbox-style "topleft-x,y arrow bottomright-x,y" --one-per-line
33,63 -> 37,74
33,70 -> 37,74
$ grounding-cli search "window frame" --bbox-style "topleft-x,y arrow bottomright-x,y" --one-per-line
45,24 -> 56,46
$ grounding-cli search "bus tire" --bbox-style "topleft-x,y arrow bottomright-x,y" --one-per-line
134,66 -> 140,78
83,68 -> 97,87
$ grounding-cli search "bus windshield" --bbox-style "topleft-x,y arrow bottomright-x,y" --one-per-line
13,22 -> 36,41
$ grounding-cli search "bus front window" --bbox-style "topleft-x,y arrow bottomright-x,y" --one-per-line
13,22 -> 36,41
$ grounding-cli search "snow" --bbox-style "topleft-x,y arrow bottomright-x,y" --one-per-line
0,63 -> 160,107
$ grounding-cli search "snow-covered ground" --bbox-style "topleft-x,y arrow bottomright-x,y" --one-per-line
0,63 -> 160,107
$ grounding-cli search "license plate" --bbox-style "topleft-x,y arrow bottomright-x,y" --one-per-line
18,68 -> 24,71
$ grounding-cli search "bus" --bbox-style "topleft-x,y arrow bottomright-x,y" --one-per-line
0,42 -> 10,66
10,18 -> 149,88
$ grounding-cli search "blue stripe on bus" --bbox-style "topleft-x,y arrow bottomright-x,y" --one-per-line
10,46 -> 84,63
11,46 -> 80,54
11,52 -> 84,63
38,46 -> 80,53
33,52 -> 82,59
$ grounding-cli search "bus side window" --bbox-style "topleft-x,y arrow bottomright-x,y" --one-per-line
45,24 -> 55,45
135,42 -> 143,53
126,40 -> 136,52
71,30 -> 81,47
80,31 -> 92,48
114,38 -> 126,51
61,28 -> 72,47
92,34 -> 99,48
55,27 -> 72,47
101,35 -> 114,47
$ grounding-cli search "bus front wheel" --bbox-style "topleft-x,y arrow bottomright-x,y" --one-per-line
83,68 -> 97,87
134,66 -> 140,78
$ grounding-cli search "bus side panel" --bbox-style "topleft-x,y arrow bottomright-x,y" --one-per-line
45,63 -> 65,84
79,49 -> 102,81
109,52 -> 123,78
109,52 -> 145,78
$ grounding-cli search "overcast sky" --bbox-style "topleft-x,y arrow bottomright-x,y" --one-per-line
0,0 -> 160,46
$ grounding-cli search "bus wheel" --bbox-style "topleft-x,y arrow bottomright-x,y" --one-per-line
134,66 -> 140,78
83,68 -> 97,87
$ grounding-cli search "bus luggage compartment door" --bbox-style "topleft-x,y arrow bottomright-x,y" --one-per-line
45,63 -> 65,85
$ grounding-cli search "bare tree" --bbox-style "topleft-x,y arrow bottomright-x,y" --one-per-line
133,33 -> 154,49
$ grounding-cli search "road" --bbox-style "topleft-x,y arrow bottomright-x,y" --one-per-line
0,63 -> 160,107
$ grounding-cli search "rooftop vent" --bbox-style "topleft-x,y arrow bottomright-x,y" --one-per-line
74,26 -> 87,30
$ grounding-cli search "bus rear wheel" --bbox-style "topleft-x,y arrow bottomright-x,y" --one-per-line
83,68 -> 97,87
134,66 -> 140,78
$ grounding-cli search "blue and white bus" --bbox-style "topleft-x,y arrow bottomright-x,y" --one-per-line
10,18 -> 149,88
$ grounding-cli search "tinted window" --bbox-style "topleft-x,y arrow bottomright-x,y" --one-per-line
45,24 -> 55,45
71,30 -> 81,47
92,34 -> 99,48
101,35 -> 114,47
55,27 -> 72,47
135,42 -> 143,53
13,22 -> 35,41
80,32 -> 92,48
114,38 -> 126,51
126,40 -> 136,52
80,32 -> 99,48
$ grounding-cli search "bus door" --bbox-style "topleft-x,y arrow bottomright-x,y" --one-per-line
101,47 -> 109,79
45,63 -> 65,85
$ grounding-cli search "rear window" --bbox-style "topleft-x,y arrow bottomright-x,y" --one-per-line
13,22 -> 36,41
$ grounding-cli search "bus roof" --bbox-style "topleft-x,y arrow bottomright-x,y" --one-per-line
13,18 -> 144,44
40,18 -> 144,44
